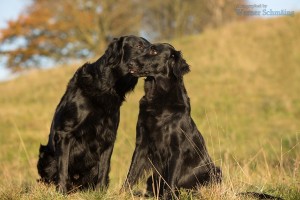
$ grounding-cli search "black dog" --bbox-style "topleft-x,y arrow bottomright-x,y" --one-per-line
37,36 -> 150,193
123,43 -> 221,198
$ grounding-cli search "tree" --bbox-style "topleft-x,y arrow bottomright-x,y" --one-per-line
140,0 -> 247,40
0,0 -> 141,71
0,0 -> 247,71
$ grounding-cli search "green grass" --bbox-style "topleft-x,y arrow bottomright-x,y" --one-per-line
0,14 -> 300,199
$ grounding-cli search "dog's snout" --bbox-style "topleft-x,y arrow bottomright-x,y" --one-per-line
128,60 -> 135,67
128,60 -> 139,74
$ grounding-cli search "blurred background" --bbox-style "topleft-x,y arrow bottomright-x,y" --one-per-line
1,0 -> 299,75
0,0 -> 299,199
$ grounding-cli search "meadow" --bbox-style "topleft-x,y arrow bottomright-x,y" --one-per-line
0,14 -> 299,199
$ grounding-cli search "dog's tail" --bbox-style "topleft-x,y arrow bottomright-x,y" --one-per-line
37,144 -> 57,184
238,192 -> 283,200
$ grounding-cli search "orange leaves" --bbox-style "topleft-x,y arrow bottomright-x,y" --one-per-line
0,0 -> 142,70
0,0 -> 246,71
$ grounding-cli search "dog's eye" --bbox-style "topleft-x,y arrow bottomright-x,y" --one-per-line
136,44 -> 144,49
149,49 -> 158,55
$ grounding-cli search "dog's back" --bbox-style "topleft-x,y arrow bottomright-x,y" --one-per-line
36,63 -> 110,190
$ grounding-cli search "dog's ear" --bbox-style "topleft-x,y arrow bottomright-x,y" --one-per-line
105,37 -> 124,65
170,50 -> 190,78
76,63 -> 94,86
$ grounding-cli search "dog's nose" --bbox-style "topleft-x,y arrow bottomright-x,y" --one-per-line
128,61 -> 135,67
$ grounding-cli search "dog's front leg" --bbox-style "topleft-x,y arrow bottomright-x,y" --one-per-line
164,152 -> 181,200
121,146 -> 149,192
56,133 -> 71,194
96,144 -> 114,190
121,121 -> 150,193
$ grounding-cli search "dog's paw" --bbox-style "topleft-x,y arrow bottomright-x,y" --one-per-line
56,184 -> 68,194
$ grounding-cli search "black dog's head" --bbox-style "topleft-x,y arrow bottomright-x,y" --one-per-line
105,35 -> 151,77
128,43 -> 190,79
95,35 -> 151,97
76,36 -> 151,100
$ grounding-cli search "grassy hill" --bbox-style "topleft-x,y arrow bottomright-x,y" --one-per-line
0,14 -> 299,199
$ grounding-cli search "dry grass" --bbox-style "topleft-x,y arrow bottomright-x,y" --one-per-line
0,14 -> 299,199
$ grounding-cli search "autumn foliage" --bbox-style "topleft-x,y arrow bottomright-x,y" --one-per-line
0,0 -> 246,71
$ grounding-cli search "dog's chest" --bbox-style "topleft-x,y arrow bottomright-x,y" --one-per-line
75,112 -> 119,144
143,112 -> 176,143
144,109 -> 170,126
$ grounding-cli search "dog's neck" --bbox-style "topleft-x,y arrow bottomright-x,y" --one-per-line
143,76 -> 190,108
75,59 -> 137,102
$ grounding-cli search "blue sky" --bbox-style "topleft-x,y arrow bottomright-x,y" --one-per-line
0,0 -> 300,80
0,0 -> 31,29
0,0 -> 31,80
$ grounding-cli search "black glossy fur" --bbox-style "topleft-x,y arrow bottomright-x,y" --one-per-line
123,43 -> 222,199
37,36 -> 150,193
